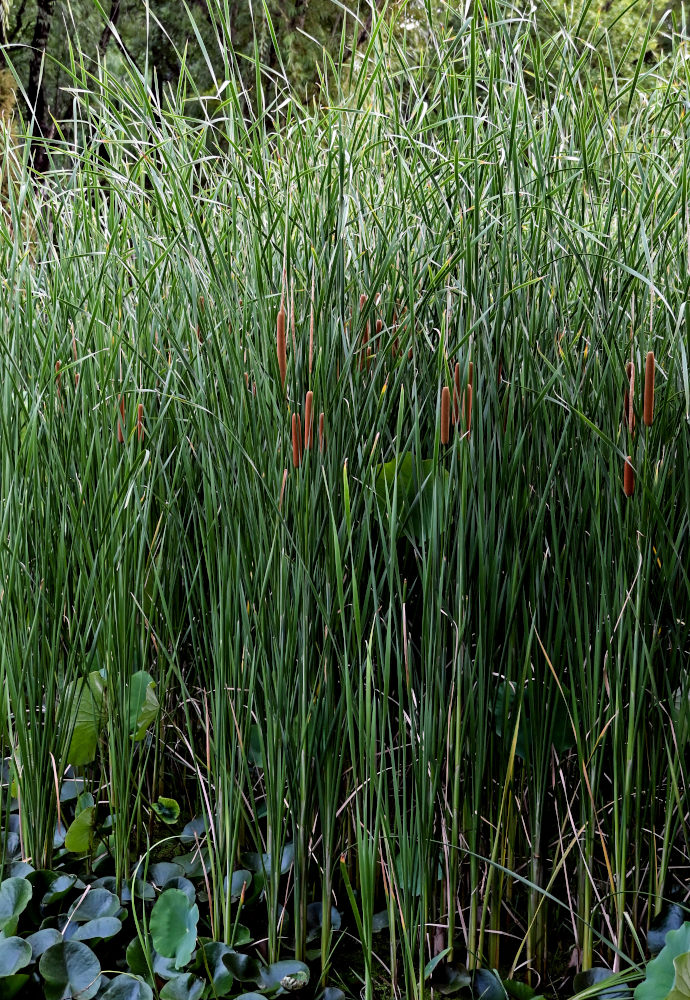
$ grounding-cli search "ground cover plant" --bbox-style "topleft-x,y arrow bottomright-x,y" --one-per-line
1,0 -> 690,997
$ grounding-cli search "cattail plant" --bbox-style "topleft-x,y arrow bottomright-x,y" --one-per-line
304,391 -> 314,450
441,386 -> 450,444
309,272 -> 315,379
117,395 -> 125,443
277,295 -> 287,389
453,363 -> 460,424
318,412 -> 325,453
292,412 -> 302,468
359,293 -> 369,371
624,361 -> 635,433
624,456 -> 635,497
644,351 -> 655,426
137,403 -> 144,442
55,360 -> 62,402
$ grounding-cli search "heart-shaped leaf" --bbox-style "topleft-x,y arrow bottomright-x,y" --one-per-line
150,888 -> 199,970
159,973 -> 205,999
69,887 -> 121,922
71,916 -> 122,941
152,797 -> 180,825
0,936 -> 32,976
259,959 -> 310,993
27,928 -> 63,960
222,951 -> 262,983
128,672 -> 159,741
100,975 -> 154,1000
472,969 -> 507,1000
0,877 -> 32,935
149,863 -> 184,886
65,807 -> 97,855
39,940 -> 101,1000
637,926 -> 690,1000
65,672 -> 106,766
192,941 -> 235,996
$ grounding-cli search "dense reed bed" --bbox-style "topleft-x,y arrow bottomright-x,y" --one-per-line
1,2 -> 690,997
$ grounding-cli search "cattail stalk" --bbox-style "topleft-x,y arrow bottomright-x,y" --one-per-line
465,384 -> 473,434
359,293 -> 369,371
137,403 -> 144,442
644,351 -> 655,427
625,361 -> 635,433
292,413 -> 302,468
277,300 -> 287,389
117,395 -> 125,443
624,456 -> 634,497
309,273 -> 315,379
279,468 -> 288,511
319,412 -> 325,453
441,386 -> 450,445
452,363 -> 460,424
304,391 -> 314,450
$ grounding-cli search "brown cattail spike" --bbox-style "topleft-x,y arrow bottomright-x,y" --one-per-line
624,456 -> 634,497
291,413 -> 301,468
304,391 -> 314,450
137,404 -> 144,442
319,412 -> 325,453
441,386 -> 450,445
452,363 -> 460,424
644,351 -> 655,427
277,304 -> 287,389
117,395 -> 125,443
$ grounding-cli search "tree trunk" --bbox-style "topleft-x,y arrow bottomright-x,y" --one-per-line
99,0 -> 122,57
27,0 -> 55,172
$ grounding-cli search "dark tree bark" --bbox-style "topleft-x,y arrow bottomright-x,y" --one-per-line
27,0 -> 55,172
99,0 -> 122,56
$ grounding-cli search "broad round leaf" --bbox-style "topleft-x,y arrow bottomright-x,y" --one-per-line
0,877 -> 33,935
100,974 -> 154,1000
71,916 -> 122,941
150,888 -> 199,970
0,936 -> 32,976
65,672 -> 106,765
128,671 -> 159,741
152,797 -> 180,825
68,887 -> 120,922
39,940 -> 101,1000
259,960 -> 310,993
160,973 -> 204,999
637,925 -> 690,1000
64,807 -> 97,855
149,863 -> 184,887
27,928 -> 63,960
192,941 -> 234,996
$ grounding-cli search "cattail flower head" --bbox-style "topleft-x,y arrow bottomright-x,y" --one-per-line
277,304 -> 287,389
304,391 -> 314,450
644,351 -> 655,427
624,455 -> 634,497
441,386 -> 450,445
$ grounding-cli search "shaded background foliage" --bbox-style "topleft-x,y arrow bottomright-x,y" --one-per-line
0,0 -> 687,150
